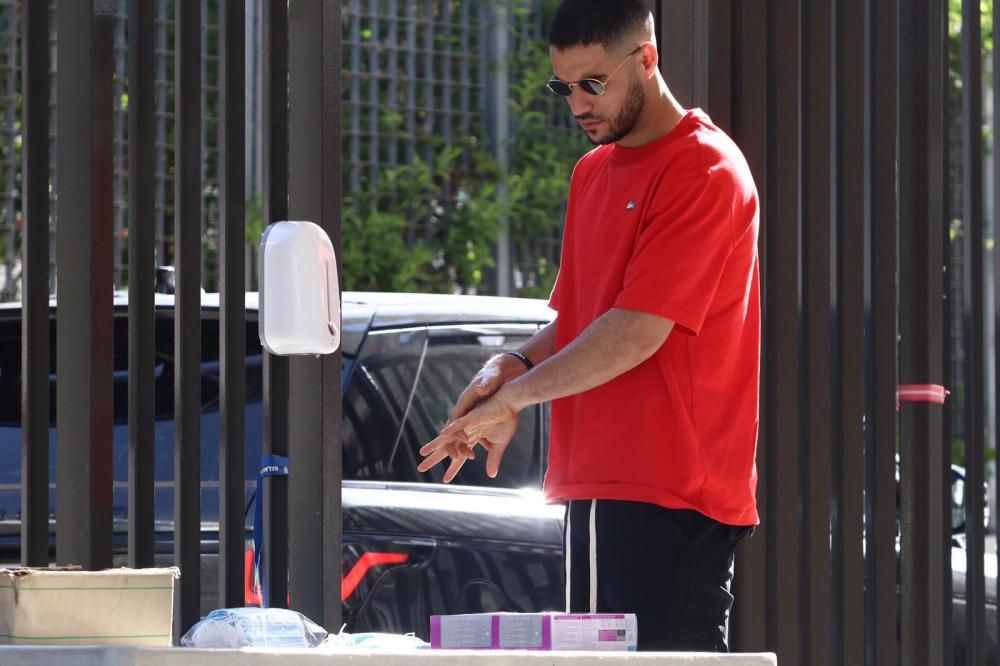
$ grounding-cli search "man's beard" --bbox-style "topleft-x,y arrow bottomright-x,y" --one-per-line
588,76 -> 645,146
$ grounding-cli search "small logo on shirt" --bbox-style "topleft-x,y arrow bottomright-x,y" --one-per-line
626,200 -> 637,210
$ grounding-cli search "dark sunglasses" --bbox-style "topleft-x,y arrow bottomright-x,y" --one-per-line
546,45 -> 643,97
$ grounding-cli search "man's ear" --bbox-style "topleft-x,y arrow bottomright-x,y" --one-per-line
639,41 -> 659,78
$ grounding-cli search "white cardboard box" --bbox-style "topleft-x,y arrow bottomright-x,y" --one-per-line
430,612 -> 638,651
0,567 -> 178,646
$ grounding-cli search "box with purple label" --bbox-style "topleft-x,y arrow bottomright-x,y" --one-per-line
429,612 -> 637,651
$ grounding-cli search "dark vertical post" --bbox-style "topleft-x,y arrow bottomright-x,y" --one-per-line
219,0 -> 247,610
732,0 -> 767,647
55,0 -> 115,571
898,2 -> 947,665
994,0 -> 1000,655
961,0 -> 987,662
689,1 -> 709,110
834,1 -> 868,664
128,0 -> 157,570
659,1 -> 696,109
803,1 -> 834,662
155,0 -> 169,268
320,3 -> 344,628
21,0 -> 51,568
706,0 -> 733,134
175,0 -> 203,633
766,0 -> 802,661
261,0 -> 290,609
941,4 -> 956,658
287,0 -> 343,629
730,0 -> 769,653
941,68 -> 956,666
868,0 -> 899,664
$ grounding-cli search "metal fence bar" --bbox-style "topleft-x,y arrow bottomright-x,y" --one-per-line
943,2 -> 958,654
219,0 -> 247,611
387,0 -> 399,167
898,2 -> 948,664
994,0 -> 1000,654
488,1 -> 511,297
112,3 -> 125,288
869,0 -> 900,664
834,1 -> 868,664
349,0 -> 361,192
460,0 -> 471,165
261,0 -> 290,610
803,0 -> 834,662
705,0 -> 732,135
2,3 -> 17,301
961,0 -> 988,662
766,0 -> 802,661
20,0 -> 50,568
175,0 -> 203,634
421,0 -> 433,167
287,0 -> 324,620
406,1 -> 417,164
287,0 -> 343,628
200,0 -> 209,287
127,0 -> 157,571
155,0 -> 168,267
367,0 -> 378,189
729,0 -> 768,653
319,3 -> 344,630
441,0 -> 452,150
55,0 -> 114,571
48,1 -> 57,292
660,0 -> 695,109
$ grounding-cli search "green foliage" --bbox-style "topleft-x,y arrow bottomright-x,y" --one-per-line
341,0 -> 588,297
245,191 -> 263,248
342,143 -> 502,293
503,12 -> 590,297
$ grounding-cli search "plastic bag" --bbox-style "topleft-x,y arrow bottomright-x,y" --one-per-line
180,607 -> 328,648
319,631 -> 430,650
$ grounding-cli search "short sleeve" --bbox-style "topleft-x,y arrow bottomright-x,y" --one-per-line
547,269 -> 562,312
612,173 -> 735,336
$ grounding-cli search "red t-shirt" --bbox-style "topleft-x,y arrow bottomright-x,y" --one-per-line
545,109 -> 760,526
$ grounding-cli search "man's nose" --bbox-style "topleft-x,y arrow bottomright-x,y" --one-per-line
566,89 -> 592,116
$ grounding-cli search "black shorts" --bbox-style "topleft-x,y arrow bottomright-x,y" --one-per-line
564,499 -> 752,652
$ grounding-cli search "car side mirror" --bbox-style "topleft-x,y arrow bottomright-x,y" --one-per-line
258,220 -> 341,355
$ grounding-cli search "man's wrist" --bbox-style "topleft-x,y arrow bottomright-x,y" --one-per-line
491,352 -> 530,381
503,350 -> 534,371
496,382 -> 530,413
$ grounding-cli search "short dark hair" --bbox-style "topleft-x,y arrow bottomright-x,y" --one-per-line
548,0 -> 652,51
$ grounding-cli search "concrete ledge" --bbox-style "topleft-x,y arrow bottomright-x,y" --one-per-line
0,646 -> 776,665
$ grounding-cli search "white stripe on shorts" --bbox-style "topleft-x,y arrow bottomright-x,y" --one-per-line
564,503 -> 572,612
589,499 -> 597,614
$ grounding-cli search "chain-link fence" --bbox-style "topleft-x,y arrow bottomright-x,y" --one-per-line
0,0 -> 579,301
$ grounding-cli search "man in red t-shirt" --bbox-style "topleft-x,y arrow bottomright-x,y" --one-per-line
418,0 -> 759,652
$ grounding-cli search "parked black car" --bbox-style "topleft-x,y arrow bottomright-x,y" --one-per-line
0,291 -> 994,655
0,292 -> 564,635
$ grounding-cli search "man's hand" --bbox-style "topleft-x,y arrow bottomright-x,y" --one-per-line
449,353 -> 527,423
418,389 -> 521,483
438,354 -> 528,465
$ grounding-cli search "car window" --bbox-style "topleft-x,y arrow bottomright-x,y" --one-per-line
342,328 -> 428,481
0,316 -> 55,429
0,311 -> 268,524
0,317 -> 46,501
389,325 -> 543,489
133,313 -> 266,524
0,311 -> 549,523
